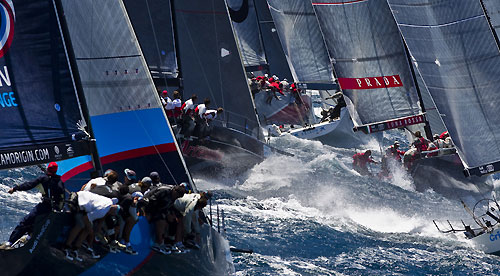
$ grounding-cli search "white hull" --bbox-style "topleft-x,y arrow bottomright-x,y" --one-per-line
471,227 -> 500,255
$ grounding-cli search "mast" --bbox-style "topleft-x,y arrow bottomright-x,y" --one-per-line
53,0 -> 103,176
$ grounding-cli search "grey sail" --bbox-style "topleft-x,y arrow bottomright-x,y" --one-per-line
172,0 -> 261,136
312,0 -> 422,133
122,0 -> 178,79
266,0 -> 334,84
387,0 -> 500,176
227,0 -> 267,69
60,0 -> 191,184
483,0 -> 500,36
253,0 -> 292,79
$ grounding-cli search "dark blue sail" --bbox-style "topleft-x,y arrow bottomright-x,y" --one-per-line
0,0 -> 90,170
172,0 -> 261,136
387,0 -> 500,175
122,0 -> 178,80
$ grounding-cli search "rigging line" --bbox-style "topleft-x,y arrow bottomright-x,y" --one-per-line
130,109 -> 179,185
144,0 -> 168,86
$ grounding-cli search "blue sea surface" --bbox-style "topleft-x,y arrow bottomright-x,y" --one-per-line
2,132 -> 500,275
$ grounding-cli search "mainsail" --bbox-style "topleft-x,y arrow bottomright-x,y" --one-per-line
267,0 -> 334,84
0,0 -> 90,170
59,0 -> 190,185
172,0 -> 261,137
122,0 -> 178,80
387,0 -> 500,176
312,0 -> 422,133
227,0 -> 267,70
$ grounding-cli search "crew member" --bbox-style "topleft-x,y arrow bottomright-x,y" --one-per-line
352,150 -> 377,175
4,162 -> 65,248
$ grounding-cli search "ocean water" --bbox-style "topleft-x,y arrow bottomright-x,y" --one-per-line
3,132 -> 500,275
194,133 -> 500,276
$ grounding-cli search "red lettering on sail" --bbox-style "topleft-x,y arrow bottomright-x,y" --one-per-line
338,75 -> 403,90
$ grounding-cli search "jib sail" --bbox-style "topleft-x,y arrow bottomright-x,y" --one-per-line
58,0 -> 191,185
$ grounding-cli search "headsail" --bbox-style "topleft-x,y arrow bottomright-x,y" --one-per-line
0,0 -> 90,170
227,0 -> 267,71
59,0 -> 190,185
172,0 -> 261,137
266,0 -> 334,85
387,0 -> 500,176
312,0 -> 422,133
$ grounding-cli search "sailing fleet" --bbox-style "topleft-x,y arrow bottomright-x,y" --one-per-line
0,0 -> 500,274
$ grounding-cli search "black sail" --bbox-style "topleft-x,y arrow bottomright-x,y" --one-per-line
172,0 -> 261,136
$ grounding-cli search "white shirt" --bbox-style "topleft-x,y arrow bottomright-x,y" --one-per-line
183,99 -> 195,113
174,193 -> 202,235
82,177 -> 106,191
196,104 -> 207,118
77,191 -> 113,222
164,97 -> 173,110
204,109 -> 218,120
172,98 -> 182,109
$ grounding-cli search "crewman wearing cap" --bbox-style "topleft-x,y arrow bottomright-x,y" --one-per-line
4,162 -> 65,247
380,141 -> 406,177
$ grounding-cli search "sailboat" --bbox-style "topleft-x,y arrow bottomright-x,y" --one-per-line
0,0 -> 233,274
262,0 -> 349,140
226,0 -> 315,128
385,0 -> 500,254
122,0 -> 274,178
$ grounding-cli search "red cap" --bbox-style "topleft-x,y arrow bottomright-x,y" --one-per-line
162,90 -> 168,95
47,162 -> 58,174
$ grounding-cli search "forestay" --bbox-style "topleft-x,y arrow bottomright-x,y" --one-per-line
227,0 -> 267,69
387,0 -> 500,175
122,0 -> 178,79
267,0 -> 334,84
312,0 -> 422,133
59,0 -> 190,185
0,0 -> 90,170
172,0 -> 261,137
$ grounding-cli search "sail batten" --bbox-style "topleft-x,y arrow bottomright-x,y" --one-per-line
387,0 -> 500,174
